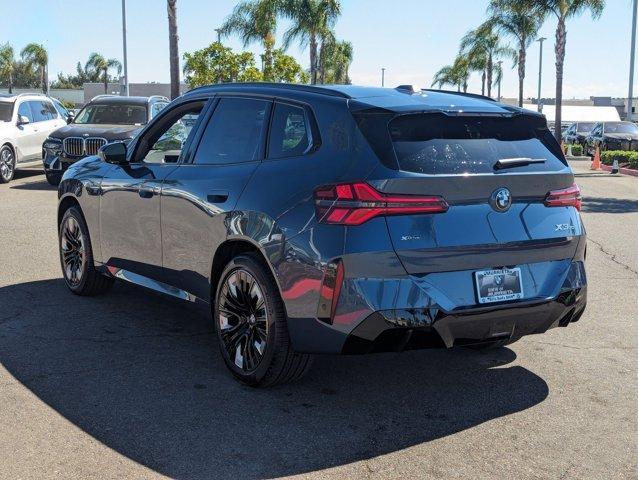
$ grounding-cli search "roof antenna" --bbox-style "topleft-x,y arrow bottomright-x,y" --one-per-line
395,85 -> 421,95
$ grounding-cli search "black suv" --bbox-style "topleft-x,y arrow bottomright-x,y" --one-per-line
584,121 -> 638,155
56,84 -> 587,386
43,95 -> 169,185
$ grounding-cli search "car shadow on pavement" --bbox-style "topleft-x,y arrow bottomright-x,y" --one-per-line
0,279 -> 549,479
582,197 -> 638,214
9,180 -> 56,191
11,170 -> 45,181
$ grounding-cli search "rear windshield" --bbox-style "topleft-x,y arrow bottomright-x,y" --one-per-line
604,122 -> 638,134
0,102 -> 13,122
577,122 -> 595,133
389,114 -> 566,175
74,103 -> 147,125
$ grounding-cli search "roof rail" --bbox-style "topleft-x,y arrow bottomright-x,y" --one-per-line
422,88 -> 497,102
90,94 -> 120,101
186,82 -> 351,99
0,92 -> 47,99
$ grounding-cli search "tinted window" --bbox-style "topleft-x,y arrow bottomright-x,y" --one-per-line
30,101 -> 54,122
17,102 -> 34,122
0,102 -> 13,122
52,99 -> 68,118
193,97 -> 269,165
151,101 -> 168,118
74,104 -> 147,125
140,104 -> 203,164
268,103 -> 310,159
604,122 -> 638,134
576,122 -> 595,133
389,114 -> 566,175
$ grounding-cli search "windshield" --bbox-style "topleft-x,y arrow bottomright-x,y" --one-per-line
0,102 -> 14,122
389,113 -> 566,175
74,104 -> 147,125
577,122 -> 595,133
604,122 -> 638,134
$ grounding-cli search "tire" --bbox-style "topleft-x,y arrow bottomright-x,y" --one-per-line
0,144 -> 16,183
59,206 -> 113,296
214,253 -> 313,387
45,171 -> 62,186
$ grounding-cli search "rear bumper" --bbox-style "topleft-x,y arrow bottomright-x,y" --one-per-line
287,260 -> 587,354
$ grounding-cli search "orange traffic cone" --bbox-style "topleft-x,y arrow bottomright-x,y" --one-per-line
561,141 -> 566,154
591,147 -> 602,171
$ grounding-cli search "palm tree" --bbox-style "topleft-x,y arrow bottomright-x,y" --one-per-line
320,39 -> 353,84
20,43 -> 48,93
432,56 -> 470,92
85,53 -> 122,94
281,0 -> 342,84
0,43 -> 14,94
534,0 -> 605,141
489,0 -> 541,107
220,0 -> 281,81
168,0 -> 180,99
461,22 -> 510,98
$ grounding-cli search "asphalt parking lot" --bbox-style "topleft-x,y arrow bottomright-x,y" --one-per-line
0,162 -> 636,480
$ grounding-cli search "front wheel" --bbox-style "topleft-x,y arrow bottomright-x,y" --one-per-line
0,145 -> 16,183
59,206 -> 113,296
214,254 -> 313,387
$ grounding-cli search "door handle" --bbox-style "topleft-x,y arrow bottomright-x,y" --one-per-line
138,184 -> 160,199
207,191 -> 229,203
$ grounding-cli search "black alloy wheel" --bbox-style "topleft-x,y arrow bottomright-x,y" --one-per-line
214,254 -> 313,387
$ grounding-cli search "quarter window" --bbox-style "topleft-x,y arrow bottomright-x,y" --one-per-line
268,103 -> 310,159
151,101 -> 168,118
193,97 -> 270,165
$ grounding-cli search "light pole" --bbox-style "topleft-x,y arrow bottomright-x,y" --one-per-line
497,60 -> 503,101
628,0 -> 637,121
381,68 -> 386,87
121,0 -> 129,96
536,37 -> 546,113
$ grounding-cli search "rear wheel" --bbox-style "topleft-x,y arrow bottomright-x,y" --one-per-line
59,206 -> 113,296
0,145 -> 16,183
214,254 -> 312,387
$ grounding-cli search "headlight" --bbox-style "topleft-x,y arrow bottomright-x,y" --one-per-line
43,138 -> 63,152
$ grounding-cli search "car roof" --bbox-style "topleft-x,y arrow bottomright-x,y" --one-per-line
88,95 -> 167,106
183,83 -> 528,116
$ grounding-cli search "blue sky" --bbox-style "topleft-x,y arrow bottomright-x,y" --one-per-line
3,0 -> 636,99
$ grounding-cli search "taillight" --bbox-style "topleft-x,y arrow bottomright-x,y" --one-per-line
544,183 -> 582,211
314,182 -> 448,226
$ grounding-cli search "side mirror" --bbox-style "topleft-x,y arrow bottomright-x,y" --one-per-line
17,115 -> 30,126
98,142 -> 128,165
66,112 -> 75,124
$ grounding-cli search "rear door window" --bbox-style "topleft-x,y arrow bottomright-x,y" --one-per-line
268,102 -> 310,159
30,101 -> 53,122
193,97 -> 270,165
389,113 -> 566,175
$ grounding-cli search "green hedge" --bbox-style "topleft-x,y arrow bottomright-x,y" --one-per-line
567,144 -> 583,156
600,150 -> 638,168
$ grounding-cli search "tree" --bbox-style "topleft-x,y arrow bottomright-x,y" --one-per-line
20,43 -> 48,93
0,43 -> 14,94
168,0 -> 180,99
534,0 -> 605,141
432,56 -> 470,92
489,0 -> 541,107
271,49 -> 309,83
281,0 -> 342,84
220,0 -> 281,81
183,42 -> 263,87
460,22 -> 510,98
320,39 -> 353,84
85,53 -> 122,94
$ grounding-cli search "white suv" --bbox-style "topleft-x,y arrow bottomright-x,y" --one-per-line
0,93 -> 68,183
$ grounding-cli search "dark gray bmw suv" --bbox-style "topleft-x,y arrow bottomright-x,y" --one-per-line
57,83 -> 587,386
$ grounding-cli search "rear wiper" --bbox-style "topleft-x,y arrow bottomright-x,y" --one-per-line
494,157 -> 546,170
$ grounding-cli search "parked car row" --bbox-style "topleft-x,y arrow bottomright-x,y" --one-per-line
0,93 -> 168,184
564,121 -> 638,155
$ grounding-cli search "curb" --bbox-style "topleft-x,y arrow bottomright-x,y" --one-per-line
565,156 -> 591,162
600,164 -> 638,177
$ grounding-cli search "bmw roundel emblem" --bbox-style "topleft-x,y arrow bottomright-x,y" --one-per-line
490,188 -> 512,212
